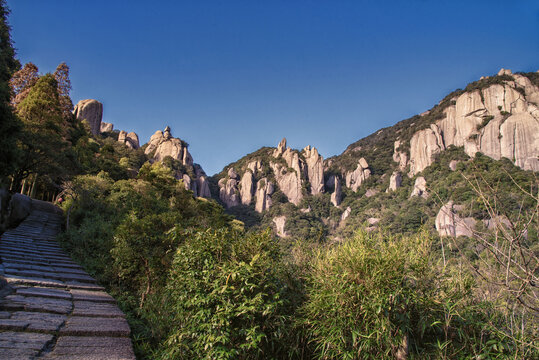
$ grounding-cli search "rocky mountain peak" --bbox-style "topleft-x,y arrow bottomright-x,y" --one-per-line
73,99 -> 103,136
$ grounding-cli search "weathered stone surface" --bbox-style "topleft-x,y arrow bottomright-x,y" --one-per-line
365,189 -> 379,198
331,176 -> 342,207
219,177 -> 240,208
0,294 -> 72,314
341,207 -> 352,221
44,336 -> 135,360
410,177 -> 428,198
8,193 -> 32,227
72,301 -> 125,318
60,316 -> 131,337
273,216 -> 288,238
255,178 -> 274,213
409,124 -> 445,176
407,70 -> 539,173
145,127 -> 193,165
73,99 -> 103,136
0,331 -> 53,350
449,160 -> 459,171
70,289 -> 115,304
100,122 -> 113,133
239,171 -> 254,205
388,171 -> 402,192
435,201 -> 477,237
345,158 -> 370,192
0,203 -> 135,359
15,287 -> 71,300
302,145 -> 324,195
393,140 -> 408,170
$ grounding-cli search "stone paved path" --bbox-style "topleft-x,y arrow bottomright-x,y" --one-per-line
0,199 -> 135,359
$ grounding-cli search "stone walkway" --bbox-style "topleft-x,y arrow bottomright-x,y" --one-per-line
0,199 -> 135,359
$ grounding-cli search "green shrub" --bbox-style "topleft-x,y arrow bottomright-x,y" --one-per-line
154,228 -> 300,359
301,230 -> 511,359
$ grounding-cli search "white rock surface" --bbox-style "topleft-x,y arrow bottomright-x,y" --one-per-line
273,216 -> 288,238
435,201 -> 477,237
73,99 -> 103,136
345,158 -> 371,192
410,177 -> 428,198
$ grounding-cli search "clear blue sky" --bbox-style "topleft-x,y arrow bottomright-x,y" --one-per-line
7,0 -> 539,175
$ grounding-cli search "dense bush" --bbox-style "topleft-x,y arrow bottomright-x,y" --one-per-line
301,230 -> 516,359
150,228 -> 300,359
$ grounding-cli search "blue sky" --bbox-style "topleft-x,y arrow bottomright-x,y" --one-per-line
7,0 -> 539,175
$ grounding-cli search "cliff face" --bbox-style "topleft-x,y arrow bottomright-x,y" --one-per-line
215,138 -> 327,212
144,126 -> 210,198
408,70 -> 539,175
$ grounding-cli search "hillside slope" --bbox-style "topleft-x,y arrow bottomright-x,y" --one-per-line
211,68 -> 539,242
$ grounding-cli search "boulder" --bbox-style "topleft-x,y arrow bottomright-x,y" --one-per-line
341,206 -> 352,221
273,216 -> 288,238
73,99 -> 103,136
365,189 -> 379,198
435,201 -> 476,237
100,122 -> 113,133
8,193 -> 32,227
126,132 -> 139,149
410,177 -> 428,198
345,158 -> 371,192
449,160 -> 459,171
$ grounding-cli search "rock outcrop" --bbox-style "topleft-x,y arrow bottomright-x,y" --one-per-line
143,126 -> 209,198
145,126 -> 193,165
341,206 -> 352,221
330,176 -> 342,207
271,138 -> 304,205
273,216 -> 288,238
345,158 -> 371,192
392,140 -> 408,171
239,171 -> 255,205
255,178 -> 274,213
73,99 -> 103,136
410,177 -> 428,198
435,201 -> 476,237
100,122 -> 113,133
388,172 -> 402,192
408,70 -> 539,175
118,131 -> 140,149
302,145 -> 324,195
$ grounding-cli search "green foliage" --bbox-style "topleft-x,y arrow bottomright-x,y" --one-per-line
152,228 -> 299,359
15,74 -> 76,185
301,230 -> 514,359
0,0 -> 21,184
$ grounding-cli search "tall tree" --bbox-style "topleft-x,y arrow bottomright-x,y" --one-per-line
0,0 -> 21,185
15,74 -> 73,189
53,62 -> 74,121
10,62 -> 38,106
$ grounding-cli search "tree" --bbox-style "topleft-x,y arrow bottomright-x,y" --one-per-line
53,62 -> 74,121
14,74 -> 73,190
9,62 -> 38,107
0,0 -> 21,185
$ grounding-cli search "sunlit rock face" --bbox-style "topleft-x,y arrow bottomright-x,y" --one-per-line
73,99 -> 103,136
407,70 -> 539,175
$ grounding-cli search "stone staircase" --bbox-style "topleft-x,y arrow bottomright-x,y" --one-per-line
0,199 -> 135,359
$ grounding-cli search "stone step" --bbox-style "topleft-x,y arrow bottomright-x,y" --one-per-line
59,316 -> 131,337
42,336 -> 135,360
0,294 -> 72,314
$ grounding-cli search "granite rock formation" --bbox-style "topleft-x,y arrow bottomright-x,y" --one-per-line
73,99 -> 103,136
